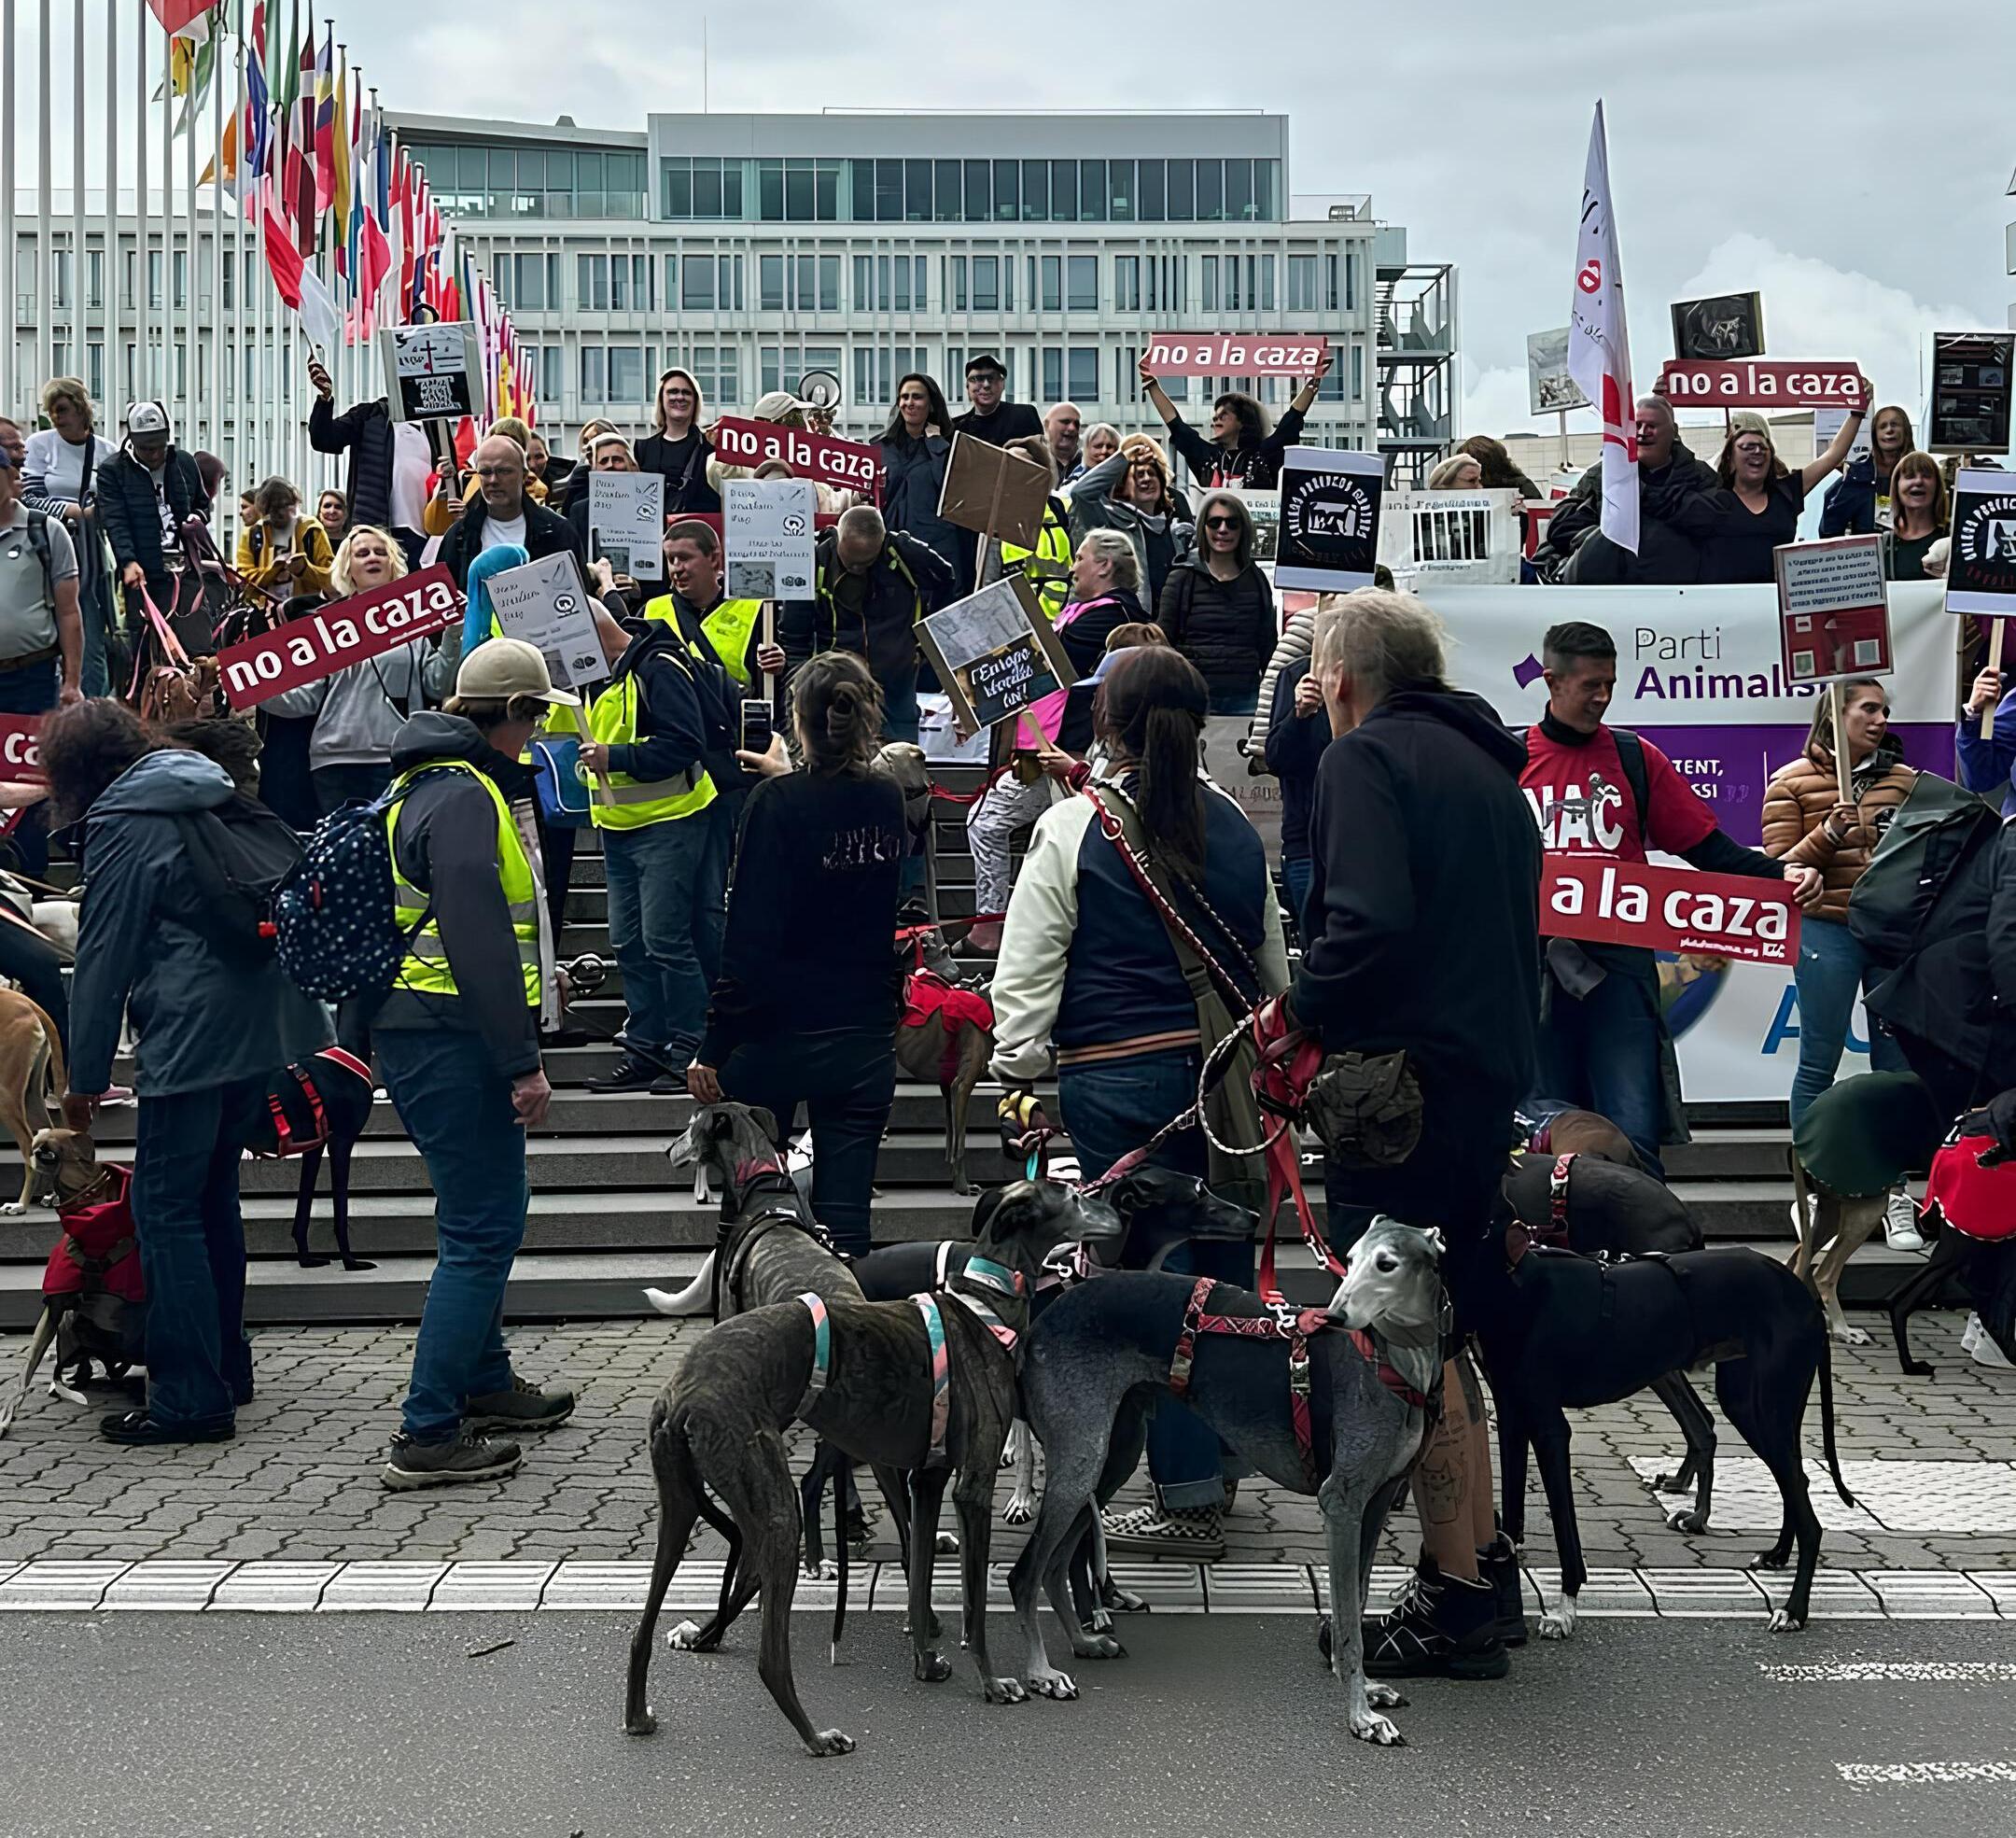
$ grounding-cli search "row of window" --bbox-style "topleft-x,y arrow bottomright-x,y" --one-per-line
494,247 -> 1359,319
412,145 -> 651,220
661,156 -> 1284,226
34,335 -> 307,411
24,245 -> 253,314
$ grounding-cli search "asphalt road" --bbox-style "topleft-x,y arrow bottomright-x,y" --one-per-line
5,1609 -> 2012,1837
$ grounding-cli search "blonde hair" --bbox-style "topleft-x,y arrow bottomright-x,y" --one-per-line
1312,587 -> 1449,705
576,417 -> 619,459
40,376 -> 92,422
489,415 -> 531,452
1425,455 -> 1483,490
330,524 -> 413,596
1077,527 -> 1141,592
653,367 -> 707,435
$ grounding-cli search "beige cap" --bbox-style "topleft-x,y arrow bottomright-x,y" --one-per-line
750,388 -> 809,422
454,636 -> 581,707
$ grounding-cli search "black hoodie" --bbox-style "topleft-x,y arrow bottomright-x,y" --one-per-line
371,712 -> 543,1079
1293,686 -> 1540,1097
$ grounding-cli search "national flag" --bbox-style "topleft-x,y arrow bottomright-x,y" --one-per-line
249,175 -> 302,306
330,51 -> 352,268
313,30 -> 335,216
245,1 -> 272,178
1567,101 -> 1638,555
298,265 -> 343,356
292,15 -> 317,254
147,0 -> 214,35
359,128 -> 394,336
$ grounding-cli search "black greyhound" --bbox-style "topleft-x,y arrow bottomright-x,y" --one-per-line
236,1047 -> 378,1271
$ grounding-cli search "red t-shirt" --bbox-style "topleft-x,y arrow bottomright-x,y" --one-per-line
1520,723 -> 1717,863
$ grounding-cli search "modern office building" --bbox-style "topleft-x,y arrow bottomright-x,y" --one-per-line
385,109 -> 1459,479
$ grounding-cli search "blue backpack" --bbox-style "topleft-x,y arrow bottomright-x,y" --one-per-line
272,767 -> 455,1002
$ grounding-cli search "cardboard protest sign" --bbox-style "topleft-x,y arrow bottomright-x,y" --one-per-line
0,716 -> 46,783
917,575 -> 1074,737
217,566 -> 459,710
1143,333 -> 1329,377
1526,327 -> 1588,414
710,416 -> 884,499
1658,359 -> 1865,410
1671,292 -> 1765,361
484,553 -> 609,695
1275,446 -> 1385,593
1774,537 -> 1893,687
587,471 -> 665,582
1928,332 -> 2013,455
1812,407 -> 1872,468
937,434 -> 1051,552
1946,470 -> 2016,618
721,479 -> 818,599
1378,489 -> 1522,586
381,323 -> 481,424
1541,855 -> 1799,967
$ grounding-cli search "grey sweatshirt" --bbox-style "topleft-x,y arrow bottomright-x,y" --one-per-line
268,638 -> 450,769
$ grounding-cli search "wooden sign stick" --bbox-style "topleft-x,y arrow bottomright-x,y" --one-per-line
762,596 -> 776,706
1986,622 -> 2007,741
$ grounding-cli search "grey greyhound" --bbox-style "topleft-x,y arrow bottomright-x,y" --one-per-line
624,1178 -> 1118,1759
1007,1217 -> 1447,1747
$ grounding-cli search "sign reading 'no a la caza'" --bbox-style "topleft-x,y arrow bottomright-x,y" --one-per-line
1275,445 -> 1385,593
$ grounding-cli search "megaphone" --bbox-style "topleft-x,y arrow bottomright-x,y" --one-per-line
797,368 -> 842,414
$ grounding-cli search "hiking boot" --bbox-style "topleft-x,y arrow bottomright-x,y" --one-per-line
1477,1535 -> 1529,1647
1360,1556 -> 1508,1679
101,1409 -> 234,1446
1883,1187 -> 1927,1255
381,1428 -> 524,1491
1099,1496 -> 1224,1562
464,1374 -> 575,1431
583,1054 -> 660,1095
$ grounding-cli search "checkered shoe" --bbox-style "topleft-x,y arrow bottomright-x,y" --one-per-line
1099,1499 -> 1224,1561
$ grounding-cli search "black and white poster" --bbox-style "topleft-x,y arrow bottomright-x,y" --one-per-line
382,322 -> 481,424
1946,469 -> 2016,617
1670,291 -> 1765,361
1928,332 -> 2013,456
1275,446 -> 1385,593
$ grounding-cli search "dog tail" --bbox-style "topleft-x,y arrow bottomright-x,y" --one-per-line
23,999 -> 64,1119
1816,1335 -> 1856,1508
644,1249 -> 718,1319
830,1465 -> 848,1663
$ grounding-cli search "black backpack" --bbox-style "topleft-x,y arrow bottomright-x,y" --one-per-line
173,794 -> 304,965
1848,774 -> 2003,974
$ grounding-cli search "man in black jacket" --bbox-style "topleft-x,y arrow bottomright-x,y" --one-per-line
372,646 -> 575,1490
435,436 -> 581,592
776,506 -> 957,745
1287,588 -> 1538,1682
94,400 -> 212,618
1533,395 -> 1717,584
307,356 -> 431,564
949,352 -> 1043,448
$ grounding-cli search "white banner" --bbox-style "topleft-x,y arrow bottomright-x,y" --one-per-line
1379,489 -> 1523,586
1414,581 -> 1958,1102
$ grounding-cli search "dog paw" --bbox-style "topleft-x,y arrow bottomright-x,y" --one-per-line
1831,1322 -> 1873,1348
803,1558 -> 840,1581
1349,1710 -> 1406,1747
1769,1608 -> 1806,1634
806,1729 -> 856,1758
0,1201 -> 23,1216
1070,1632 -> 1125,1661
1750,1548 -> 1793,1573
1025,1669 -> 1078,1701
1538,1611 -> 1575,1642
1100,1580 -> 1149,1616
1087,1607 -> 1113,1635
982,1676 -> 1029,1705
1002,1497 -> 1035,1526
666,1621 -> 702,1650
624,1708 -> 658,1736
1665,1507 -> 1710,1535
914,1650 -> 953,1684
934,1531 -> 959,1554
1365,1682 -> 1408,1710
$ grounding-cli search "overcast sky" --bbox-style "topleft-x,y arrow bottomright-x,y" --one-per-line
21,1 -> 2016,435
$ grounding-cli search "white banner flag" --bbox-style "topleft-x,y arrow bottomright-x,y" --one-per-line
1567,102 -> 1639,554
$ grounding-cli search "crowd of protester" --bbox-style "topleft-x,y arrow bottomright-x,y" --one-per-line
5,340 -> 2010,1607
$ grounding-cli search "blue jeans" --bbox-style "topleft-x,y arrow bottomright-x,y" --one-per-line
132,1080 -> 265,1430
604,813 -> 721,1063
880,666 -> 920,748
1059,1049 -> 1253,1509
377,1028 -> 529,1443
1534,951 -> 1666,1179
1281,855 -> 1313,946
1789,915 -> 1907,1129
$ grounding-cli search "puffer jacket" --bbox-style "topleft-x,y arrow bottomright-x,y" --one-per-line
879,431 -> 963,581
1156,554 -> 1277,707
1761,738 -> 1916,921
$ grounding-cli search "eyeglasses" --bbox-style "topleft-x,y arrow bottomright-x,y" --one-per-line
1205,515 -> 1239,530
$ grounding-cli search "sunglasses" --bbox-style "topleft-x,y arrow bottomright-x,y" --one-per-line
1205,515 -> 1240,530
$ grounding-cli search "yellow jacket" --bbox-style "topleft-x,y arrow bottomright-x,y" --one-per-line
234,516 -> 334,598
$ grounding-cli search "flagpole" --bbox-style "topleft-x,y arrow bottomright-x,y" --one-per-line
161,5 -> 174,421
72,0 -> 86,401
105,0 -> 117,414
0,5 -> 14,417
38,0 -> 54,409
229,0 -> 245,522
184,29 -> 197,452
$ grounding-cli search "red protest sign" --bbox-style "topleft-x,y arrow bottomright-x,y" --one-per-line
1774,535 -> 1893,686
1144,333 -> 1330,377
0,716 -> 45,784
1541,855 -> 1800,966
1658,359 -> 1867,410
711,417 -> 884,500
217,566 -> 460,710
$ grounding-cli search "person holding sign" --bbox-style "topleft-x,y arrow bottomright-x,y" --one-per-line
1689,392 -> 1872,584
435,436 -> 581,594
1138,347 -> 1334,490
565,432 -> 648,607
1761,680 -> 1923,1250
1820,404 -> 1916,538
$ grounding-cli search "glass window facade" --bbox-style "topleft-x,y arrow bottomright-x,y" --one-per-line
420,141 -> 647,218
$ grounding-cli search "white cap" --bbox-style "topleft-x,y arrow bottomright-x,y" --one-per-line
125,400 -> 170,441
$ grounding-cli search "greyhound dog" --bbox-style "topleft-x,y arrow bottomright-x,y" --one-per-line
1479,1243 -> 1854,1640
0,989 -> 68,1214
1007,1218 -> 1447,1747
235,1047 -> 379,1270
624,1180 -> 1114,1758
889,933 -> 992,1199
1514,1101 -> 1643,1170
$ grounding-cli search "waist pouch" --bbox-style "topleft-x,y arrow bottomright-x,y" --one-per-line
530,735 -> 591,828
1304,1048 -> 1424,1171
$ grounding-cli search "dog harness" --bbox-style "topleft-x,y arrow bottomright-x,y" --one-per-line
257,1046 -> 372,1159
795,1292 -> 833,1419
1167,1276 -> 1437,1490
913,1293 -> 952,1468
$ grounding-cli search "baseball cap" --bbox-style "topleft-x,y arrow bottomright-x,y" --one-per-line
964,352 -> 1007,378
750,388 -> 810,422
125,400 -> 170,442
454,637 -> 581,707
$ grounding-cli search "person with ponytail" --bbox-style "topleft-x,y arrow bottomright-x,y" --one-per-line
687,652 -> 906,1257
989,644 -> 1288,1560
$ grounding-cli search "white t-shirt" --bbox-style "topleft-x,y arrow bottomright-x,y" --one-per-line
147,461 -> 179,553
387,421 -> 434,534
480,512 -> 527,555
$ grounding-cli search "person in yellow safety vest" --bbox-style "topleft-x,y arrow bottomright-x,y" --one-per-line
651,518 -> 768,688
372,637 -> 578,1493
575,591 -> 725,1096
987,435 -> 1075,624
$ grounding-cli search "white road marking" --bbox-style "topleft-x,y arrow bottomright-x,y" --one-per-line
1838,1761 -> 2016,1785
1769,1661 -> 2016,1682
1631,1456 -> 2016,1533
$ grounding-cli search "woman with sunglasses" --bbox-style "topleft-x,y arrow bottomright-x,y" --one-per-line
1157,492 -> 1276,715
1694,387 -> 1871,584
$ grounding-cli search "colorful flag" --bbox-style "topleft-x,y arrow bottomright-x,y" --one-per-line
330,51 -> 351,264
250,175 -> 302,306
1567,101 -> 1638,555
292,15 -> 317,253
246,1 -> 272,178
313,29 -> 335,215
147,1 -> 214,36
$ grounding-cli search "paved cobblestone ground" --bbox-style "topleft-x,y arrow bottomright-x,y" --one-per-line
2,1312 -> 2010,1575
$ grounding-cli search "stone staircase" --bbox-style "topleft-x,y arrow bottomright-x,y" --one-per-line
0,764 -> 1919,1329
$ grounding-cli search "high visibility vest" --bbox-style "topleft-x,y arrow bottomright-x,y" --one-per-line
817,543 -> 925,647
644,593 -> 763,685
385,759 -> 542,1008
583,656 -> 718,831
1000,503 -> 1073,621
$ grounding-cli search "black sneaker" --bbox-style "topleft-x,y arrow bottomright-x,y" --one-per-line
1478,1535 -> 1529,1648
381,1428 -> 524,1492
540,1024 -> 591,1049
1360,1556 -> 1508,1680
584,1054 -> 659,1095
650,1072 -> 688,1096
464,1374 -> 576,1431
